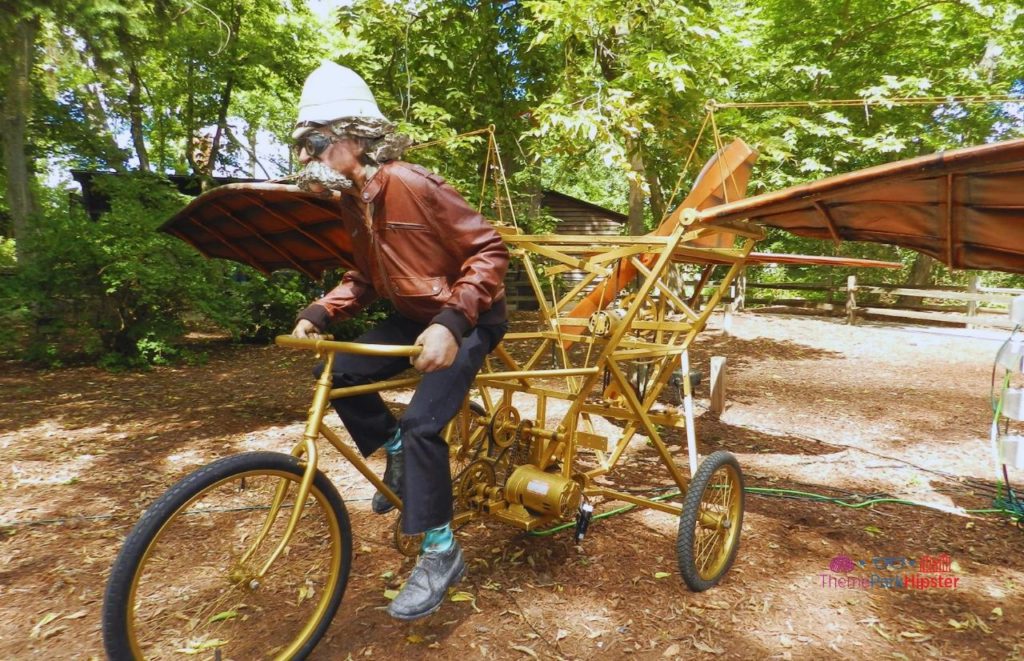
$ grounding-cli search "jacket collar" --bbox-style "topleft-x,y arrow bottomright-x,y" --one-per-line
358,161 -> 391,203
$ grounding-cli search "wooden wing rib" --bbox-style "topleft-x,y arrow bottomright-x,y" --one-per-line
697,138 -> 1024,275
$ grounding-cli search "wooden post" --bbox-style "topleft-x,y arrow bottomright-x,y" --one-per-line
710,356 -> 727,414
846,275 -> 858,325
967,275 -> 979,329
736,271 -> 747,311
723,282 -> 735,336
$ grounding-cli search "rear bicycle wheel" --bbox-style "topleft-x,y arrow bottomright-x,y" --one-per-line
676,450 -> 744,592
103,452 -> 351,660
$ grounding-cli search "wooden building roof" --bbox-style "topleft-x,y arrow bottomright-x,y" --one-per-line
540,190 -> 626,236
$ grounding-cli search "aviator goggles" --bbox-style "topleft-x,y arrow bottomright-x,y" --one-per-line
292,131 -> 344,159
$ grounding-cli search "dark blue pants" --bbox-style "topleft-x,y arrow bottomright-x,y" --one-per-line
315,315 -> 505,534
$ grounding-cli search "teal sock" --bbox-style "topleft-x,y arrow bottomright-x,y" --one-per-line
383,428 -> 402,455
422,523 -> 453,553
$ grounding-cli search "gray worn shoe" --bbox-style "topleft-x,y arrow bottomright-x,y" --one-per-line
372,449 -> 404,514
387,542 -> 466,621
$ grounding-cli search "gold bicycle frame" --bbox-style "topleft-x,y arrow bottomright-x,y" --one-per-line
240,212 -> 763,579
251,215 -> 761,570
239,340 -> 421,575
480,220 -> 761,527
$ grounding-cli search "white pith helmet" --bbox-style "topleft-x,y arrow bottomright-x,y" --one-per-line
292,61 -> 386,139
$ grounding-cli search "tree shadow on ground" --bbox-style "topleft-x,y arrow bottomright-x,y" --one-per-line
690,331 -> 846,369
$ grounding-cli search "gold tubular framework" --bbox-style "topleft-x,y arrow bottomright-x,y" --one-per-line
271,207 -> 760,537
240,342 -> 422,577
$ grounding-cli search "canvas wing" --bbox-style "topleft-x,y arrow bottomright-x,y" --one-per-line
160,183 -> 357,280
697,138 -> 1024,274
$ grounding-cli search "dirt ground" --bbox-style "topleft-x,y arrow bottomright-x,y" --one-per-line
2,310 -> 1024,660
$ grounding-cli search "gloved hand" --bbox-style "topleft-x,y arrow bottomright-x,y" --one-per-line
292,319 -> 321,339
412,324 -> 458,372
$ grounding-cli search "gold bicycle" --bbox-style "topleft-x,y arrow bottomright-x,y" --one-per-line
101,119 -> 1024,659
104,137 -> 760,660
103,222 -> 749,659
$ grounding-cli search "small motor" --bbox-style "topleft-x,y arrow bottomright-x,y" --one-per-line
505,465 -> 582,519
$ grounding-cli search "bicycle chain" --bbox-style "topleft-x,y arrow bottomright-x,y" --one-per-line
496,419 -> 534,484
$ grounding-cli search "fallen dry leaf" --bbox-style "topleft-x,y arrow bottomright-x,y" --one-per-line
509,643 -> 539,659
30,612 -> 59,639
693,640 -> 724,654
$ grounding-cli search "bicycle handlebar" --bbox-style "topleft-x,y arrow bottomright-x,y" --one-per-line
275,335 -> 423,357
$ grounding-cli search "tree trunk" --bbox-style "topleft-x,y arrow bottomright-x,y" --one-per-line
127,60 -> 150,171
81,81 -> 128,171
1,14 -> 39,260
205,74 -> 235,177
185,59 -> 201,176
897,253 -> 936,306
646,167 -> 665,224
625,136 -> 647,235
204,5 -> 242,180
244,123 -> 257,178
596,31 -> 651,236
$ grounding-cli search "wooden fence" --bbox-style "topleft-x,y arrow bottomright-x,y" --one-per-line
503,265 -> 1023,331
730,275 -> 1022,329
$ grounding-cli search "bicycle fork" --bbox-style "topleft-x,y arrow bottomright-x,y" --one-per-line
235,351 -> 334,583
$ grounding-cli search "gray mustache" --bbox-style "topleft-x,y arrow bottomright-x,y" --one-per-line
295,161 -> 354,192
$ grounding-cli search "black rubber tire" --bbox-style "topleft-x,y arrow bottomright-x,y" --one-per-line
102,452 -> 352,660
676,450 -> 744,592
449,401 -> 490,474
463,401 -> 489,458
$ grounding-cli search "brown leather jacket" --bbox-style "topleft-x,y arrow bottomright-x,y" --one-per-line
297,161 -> 508,341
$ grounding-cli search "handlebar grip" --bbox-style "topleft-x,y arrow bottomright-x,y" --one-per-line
275,335 -> 423,357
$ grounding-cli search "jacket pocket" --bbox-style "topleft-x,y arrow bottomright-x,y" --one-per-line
385,222 -> 430,231
390,276 -> 450,298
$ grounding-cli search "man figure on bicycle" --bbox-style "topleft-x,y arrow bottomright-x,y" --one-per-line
290,61 -> 509,621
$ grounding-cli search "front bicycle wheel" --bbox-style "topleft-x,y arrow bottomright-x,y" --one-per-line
103,452 -> 351,660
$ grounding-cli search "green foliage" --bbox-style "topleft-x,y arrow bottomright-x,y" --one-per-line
222,271 -> 318,344
717,0 -> 1024,190
3,175 -> 382,367
7,176 -> 200,365
4,0 -> 1024,367
0,238 -> 15,268
32,0 -> 326,176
